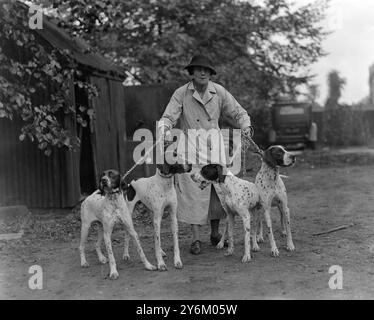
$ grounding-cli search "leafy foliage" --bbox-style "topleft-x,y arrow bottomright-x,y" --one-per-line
41,0 -> 328,138
0,0 -> 98,155
1,0 -> 328,152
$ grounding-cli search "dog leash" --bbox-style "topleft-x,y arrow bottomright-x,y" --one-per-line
122,136 -> 164,179
229,130 -> 264,170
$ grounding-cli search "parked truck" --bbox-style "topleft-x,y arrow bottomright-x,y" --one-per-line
268,101 -> 318,149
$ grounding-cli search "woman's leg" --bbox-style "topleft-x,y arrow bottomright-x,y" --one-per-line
191,224 -> 201,242
190,224 -> 202,254
209,185 -> 227,240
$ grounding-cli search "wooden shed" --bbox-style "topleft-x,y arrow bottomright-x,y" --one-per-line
0,2 -> 127,208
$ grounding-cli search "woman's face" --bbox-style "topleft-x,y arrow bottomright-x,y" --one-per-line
192,66 -> 211,87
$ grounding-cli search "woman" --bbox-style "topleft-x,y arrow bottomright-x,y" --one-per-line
158,54 -> 254,254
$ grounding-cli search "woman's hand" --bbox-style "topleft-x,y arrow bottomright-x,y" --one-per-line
243,126 -> 254,138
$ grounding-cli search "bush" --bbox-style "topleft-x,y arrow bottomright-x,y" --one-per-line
322,104 -> 370,146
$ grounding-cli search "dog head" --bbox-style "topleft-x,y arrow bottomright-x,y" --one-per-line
263,145 -> 296,168
99,169 -> 121,194
157,149 -> 192,176
190,164 -> 226,190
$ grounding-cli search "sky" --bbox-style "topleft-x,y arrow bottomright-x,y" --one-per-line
303,0 -> 374,104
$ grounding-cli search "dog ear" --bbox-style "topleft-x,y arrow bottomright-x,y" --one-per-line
216,164 -> 226,183
98,180 -> 104,194
263,148 -> 277,168
163,162 -> 170,175
120,175 -> 128,192
113,172 -> 121,189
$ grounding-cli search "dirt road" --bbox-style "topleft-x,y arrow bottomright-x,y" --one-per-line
1,163 -> 374,299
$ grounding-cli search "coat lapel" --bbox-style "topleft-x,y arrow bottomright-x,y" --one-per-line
192,89 -> 204,105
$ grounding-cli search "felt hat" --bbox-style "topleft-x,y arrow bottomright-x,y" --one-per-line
184,54 -> 217,75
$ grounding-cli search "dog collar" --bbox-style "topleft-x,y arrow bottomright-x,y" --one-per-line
100,188 -> 122,195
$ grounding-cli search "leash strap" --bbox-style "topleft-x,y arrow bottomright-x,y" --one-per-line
229,129 -> 263,170
122,136 -> 164,179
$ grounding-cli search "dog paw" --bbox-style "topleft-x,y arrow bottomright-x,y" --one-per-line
158,263 -> 168,271
161,249 -> 167,257
145,263 -> 157,271
225,248 -> 234,256
174,260 -> 183,269
81,261 -> 89,268
286,243 -> 295,251
122,254 -> 130,261
252,244 -> 260,252
216,242 -> 225,250
271,247 -> 280,257
241,254 -> 252,263
257,235 -> 265,243
99,256 -> 108,264
109,271 -> 119,280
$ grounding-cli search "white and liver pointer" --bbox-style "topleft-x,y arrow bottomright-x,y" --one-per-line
191,164 -> 260,262
80,169 -> 156,279
122,159 -> 192,271
255,145 -> 296,256
191,145 -> 296,260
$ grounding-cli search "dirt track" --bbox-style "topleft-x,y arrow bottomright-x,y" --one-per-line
1,162 -> 374,299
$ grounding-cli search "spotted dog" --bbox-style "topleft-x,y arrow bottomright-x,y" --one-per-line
254,145 -> 296,257
122,157 -> 192,271
191,165 -> 261,262
79,170 -> 156,280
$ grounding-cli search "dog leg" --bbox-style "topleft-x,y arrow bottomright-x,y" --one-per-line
79,221 -> 90,268
102,222 -> 119,280
217,218 -> 227,250
96,226 -> 107,264
122,229 -> 131,261
170,203 -> 182,269
153,210 -> 167,271
225,213 -> 235,256
278,201 -> 295,251
251,211 -> 260,252
263,206 -> 279,257
121,215 -> 157,271
257,219 -> 264,243
241,210 -> 252,263
279,205 -> 287,237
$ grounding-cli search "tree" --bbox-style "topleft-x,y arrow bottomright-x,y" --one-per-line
325,70 -> 346,108
323,70 -> 369,146
307,83 -> 320,104
0,0 -> 98,155
1,0 -> 328,152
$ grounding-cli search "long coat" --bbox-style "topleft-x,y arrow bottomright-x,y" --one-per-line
160,81 -> 251,225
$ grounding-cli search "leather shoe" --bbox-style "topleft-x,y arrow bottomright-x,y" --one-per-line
190,240 -> 202,255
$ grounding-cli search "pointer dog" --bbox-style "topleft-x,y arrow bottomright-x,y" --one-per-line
79,169 -> 156,279
254,145 -> 296,257
122,155 -> 192,271
191,145 -> 296,259
191,165 -> 261,262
